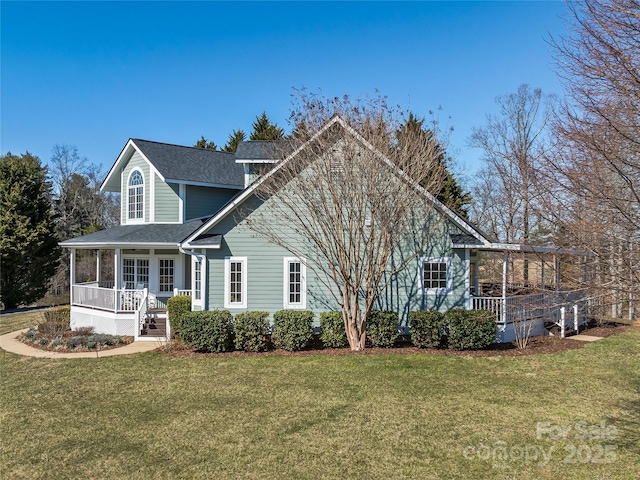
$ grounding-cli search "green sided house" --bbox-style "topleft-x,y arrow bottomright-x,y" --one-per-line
60,116 -> 588,342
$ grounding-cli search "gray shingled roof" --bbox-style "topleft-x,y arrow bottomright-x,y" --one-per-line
235,140 -> 277,160
132,139 -> 244,186
450,233 -> 484,245
59,219 -> 209,247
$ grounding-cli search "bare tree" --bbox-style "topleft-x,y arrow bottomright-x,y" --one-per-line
547,0 -> 640,320
469,84 -> 556,281
48,145 -> 119,295
243,93 -> 448,350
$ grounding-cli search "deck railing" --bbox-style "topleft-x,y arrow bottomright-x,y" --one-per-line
472,291 -> 588,325
72,282 -> 157,313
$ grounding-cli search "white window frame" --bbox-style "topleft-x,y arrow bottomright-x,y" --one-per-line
121,257 -> 149,289
224,256 -> 247,309
421,257 -> 452,294
158,258 -> 175,293
283,257 -> 306,309
127,168 -> 145,223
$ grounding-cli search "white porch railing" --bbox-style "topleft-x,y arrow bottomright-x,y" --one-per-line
72,282 -> 154,313
472,291 -> 588,325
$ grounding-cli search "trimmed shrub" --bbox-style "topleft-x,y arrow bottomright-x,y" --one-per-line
271,310 -> 314,351
24,329 -> 36,339
39,338 -> 49,346
446,309 -> 496,350
234,311 -> 269,352
367,310 -> 399,348
180,310 -> 233,353
320,311 -> 348,348
86,341 -> 96,349
52,339 -> 63,348
409,310 -> 446,348
167,295 -> 192,339
38,306 -> 71,335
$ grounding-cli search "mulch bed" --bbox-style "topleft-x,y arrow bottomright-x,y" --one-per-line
160,322 -> 635,359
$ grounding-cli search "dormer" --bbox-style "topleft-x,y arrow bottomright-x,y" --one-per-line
235,141 -> 278,188
101,139 -> 244,225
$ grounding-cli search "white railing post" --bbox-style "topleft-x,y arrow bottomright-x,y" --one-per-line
560,307 -> 566,338
573,304 -> 579,332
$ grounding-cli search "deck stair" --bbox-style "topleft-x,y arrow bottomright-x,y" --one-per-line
140,308 -> 167,337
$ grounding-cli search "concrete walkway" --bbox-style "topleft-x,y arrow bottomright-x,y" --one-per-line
571,334 -> 604,342
0,329 -> 162,358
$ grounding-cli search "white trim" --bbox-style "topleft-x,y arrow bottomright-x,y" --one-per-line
126,167 -> 145,224
60,241 -> 181,249
283,257 -> 307,309
235,159 -> 278,164
102,140 -> 162,192
150,170 -> 156,222
420,256 -> 452,295
224,256 -> 247,309
178,183 -> 185,223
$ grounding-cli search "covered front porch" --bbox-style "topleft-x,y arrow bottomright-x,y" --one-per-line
67,246 -> 202,340
66,253 -> 205,341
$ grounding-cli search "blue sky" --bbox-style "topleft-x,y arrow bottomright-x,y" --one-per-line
1,1 -> 568,179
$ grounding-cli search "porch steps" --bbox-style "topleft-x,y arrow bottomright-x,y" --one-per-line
141,309 -> 167,338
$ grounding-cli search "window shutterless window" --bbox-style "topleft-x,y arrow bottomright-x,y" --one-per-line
283,257 -> 306,309
422,257 -> 451,292
224,257 -> 247,308
194,259 -> 202,301
127,169 -> 144,221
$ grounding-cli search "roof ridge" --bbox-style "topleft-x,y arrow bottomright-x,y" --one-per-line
131,138 -> 236,156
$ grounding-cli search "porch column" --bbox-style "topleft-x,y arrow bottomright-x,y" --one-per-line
502,251 -> 507,323
114,249 -> 120,312
502,251 -> 507,299
96,249 -> 101,284
70,248 -> 76,304
464,249 -> 471,310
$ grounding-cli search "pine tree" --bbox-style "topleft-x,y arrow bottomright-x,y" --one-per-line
222,129 -> 246,153
0,152 -> 60,308
396,113 -> 470,218
250,112 -> 284,141
194,135 -> 217,150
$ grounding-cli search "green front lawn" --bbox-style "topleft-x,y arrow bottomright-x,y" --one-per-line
1,312 -> 638,479
0,310 -> 46,335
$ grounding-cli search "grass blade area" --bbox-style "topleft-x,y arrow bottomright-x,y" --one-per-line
0,310 -> 46,335
1,320 -> 638,479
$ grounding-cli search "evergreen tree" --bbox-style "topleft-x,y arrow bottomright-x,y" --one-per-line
250,112 -> 284,141
0,152 -> 60,308
222,129 -> 246,153
396,112 -> 470,218
194,135 -> 217,150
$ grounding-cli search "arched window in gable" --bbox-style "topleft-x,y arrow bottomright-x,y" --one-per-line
127,169 -> 144,220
